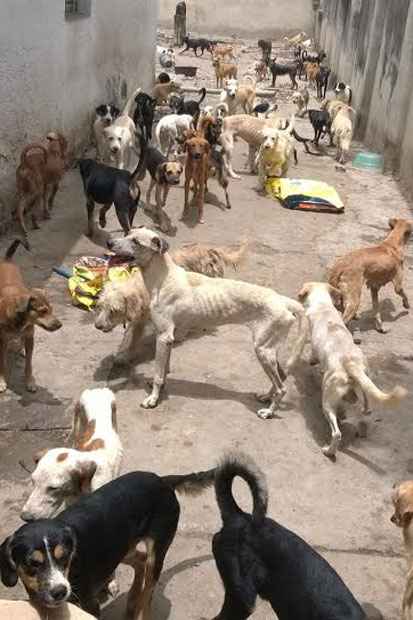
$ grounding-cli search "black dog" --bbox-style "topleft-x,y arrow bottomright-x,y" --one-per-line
316,65 -> 331,100
308,109 -> 332,146
157,72 -> 171,84
78,157 -> 143,238
0,469 -> 214,617
133,91 -> 157,142
170,87 -> 207,124
212,453 -> 365,620
270,59 -> 298,89
258,39 -> 272,63
180,34 -> 213,56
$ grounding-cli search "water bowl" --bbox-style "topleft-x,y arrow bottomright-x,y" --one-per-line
352,151 -> 384,172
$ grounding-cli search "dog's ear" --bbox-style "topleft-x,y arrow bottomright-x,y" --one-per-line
327,285 -> 343,310
151,236 -> 169,255
0,295 -> 31,326
33,448 -> 49,465
391,489 -> 413,528
73,459 -> 97,495
298,283 -> 311,303
0,536 -> 18,588
388,217 -> 397,230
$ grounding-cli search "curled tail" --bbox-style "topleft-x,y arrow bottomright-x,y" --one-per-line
162,468 -> 216,496
129,134 -> 148,185
215,452 -> 268,524
285,299 -> 308,371
343,358 -> 407,405
5,238 -> 30,260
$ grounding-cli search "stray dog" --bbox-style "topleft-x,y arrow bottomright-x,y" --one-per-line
157,72 -> 171,84
78,157 -> 142,237
0,600 -> 95,619
41,132 -> 68,215
180,34 -> 213,56
335,81 -> 353,104
213,58 -> 238,89
219,77 -> 256,115
328,218 -> 412,332
93,104 -> 120,161
212,44 -> 235,61
256,122 -> 297,190
270,60 -> 298,89
391,481 -> 413,620
157,45 -> 175,68
182,133 -> 210,223
316,65 -> 331,100
220,114 -> 285,179
103,86 -> 141,169
197,115 -> 232,210
16,144 -> 49,238
305,61 -> 320,88
330,102 -> 354,163
152,80 -> 182,105
1,467 -> 215,618
133,91 -> 157,142
108,227 -> 306,417
308,108 -> 332,145
292,86 -> 309,117
169,87 -> 207,124
258,39 -> 272,63
155,114 -> 194,156
292,282 -> 406,457
212,452 -> 366,618
21,388 -> 122,520
0,240 -> 61,394
255,59 -> 269,82
253,101 -> 278,117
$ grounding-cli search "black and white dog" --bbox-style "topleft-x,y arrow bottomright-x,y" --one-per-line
335,81 -> 353,105
93,104 -> 120,161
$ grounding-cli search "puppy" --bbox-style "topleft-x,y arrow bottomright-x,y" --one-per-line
21,388 -> 122,520
292,86 -> 309,117
16,144 -> 49,238
102,86 -> 141,169
212,452 -> 366,618
219,77 -> 256,115
328,218 -> 412,332
335,81 -> 353,105
213,58 -> 238,89
256,122 -> 297,190
330,102 -> 354,163
133,91 -> 157,142
0,240 -> 62,394
152,80 -> 182,105
107,227 -> 306,416
155,113 -> 194,156
293,282 -> 406,457
93,104 -> 120,161
391,481 -> 413,620
1,468 -> 215,618
182,133 -> 210,223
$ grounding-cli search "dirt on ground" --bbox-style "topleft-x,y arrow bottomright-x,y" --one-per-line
0,33 -> 412,620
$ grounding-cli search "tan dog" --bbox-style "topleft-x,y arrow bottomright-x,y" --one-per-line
0,600 -> 95,620
0,240 -> 62,393
330,102 -> 354,164
305,61 -> 320,87
42,132 -> 68,215
213,57 -> 238,88
391,481 -> 413,620
212,44 -> 235,61
328,218 -> 412,332
256,121 -> 296,189
219,77 -> 257,116
16,144 -> 48,238
182,133 -> 210,223
292,282 -> 406,458
292,87 -> 309,117
152,80 -> 182,105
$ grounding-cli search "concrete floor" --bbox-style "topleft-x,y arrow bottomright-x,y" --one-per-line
0,37 -> 412,620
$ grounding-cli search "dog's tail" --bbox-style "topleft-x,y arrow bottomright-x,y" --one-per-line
285,298 -> 308,372
291,128 -> 324,156
122,86 -> 143,118
343,358 -> 407,405
197,87 -> 207,104
213,240 -> 248,271
4,238 -> 30,260
162,468 -> 216,496
215,452 -> 268,524
129,133 -> 148,184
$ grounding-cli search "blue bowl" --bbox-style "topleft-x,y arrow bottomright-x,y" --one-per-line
352,152 -> 384,172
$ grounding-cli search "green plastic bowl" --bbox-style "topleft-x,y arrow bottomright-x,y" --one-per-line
352,152 -> 384,172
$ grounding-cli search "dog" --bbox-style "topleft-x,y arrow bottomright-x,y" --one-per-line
256,122 -> 297,190
219,77 -> 256,115
0,240 -> 61,394
180,34 -> 213,56
305,61 -> 320,88
308,109 -> 332,145
78,156 -> 142,237
219,113 -> 285,179
41,132 -> 68,215
168,87 -> 207,124
213,58 -> 238,89
255,59 -> 269,82
328,218 -> 412,332
335,81 -> 353,105
1,467 -> 215,618
292,86 -> 309,117
16,144 -> 49,238
330,102 -> 354,163
155,114 -> 194,156
391,481 -> 413,620
212,44 -> 235,61
258,39 -> 272,63
93,104 -> 120,161
107,227 -> 306,417
292,282 -> 406,457
133,91 -> 157,142
316,66 -> 331,100
102,86 -> 141,169
152,80 -> 182,105
270,60 -> 298,89
212,452 -> 366,619
197,115 -> 232,210
0,600 -> 95,619
156,72 -> 171,84
21,388 -> 122,520
157,45 -> 175,68
252,101 -> 278,117
182,133 -> 210,223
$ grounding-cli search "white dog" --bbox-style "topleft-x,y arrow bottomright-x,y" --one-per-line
103,86 -> 141,169
155,113 -> 194,156
330,103 -> 354,164
93,104 -> 120,162
220,77 -> 257,116
21,388 -> 122,520
108,227 -> 306,418
256,122 -> 296,189
292,282 -> 407,458
157,45 -> 175,68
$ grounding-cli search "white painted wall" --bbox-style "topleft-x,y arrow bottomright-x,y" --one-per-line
0,0 -> 158,228
159,0 -> 314,38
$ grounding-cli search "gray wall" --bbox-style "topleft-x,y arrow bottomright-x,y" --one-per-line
0,0 -> 158,230
317,0 -> 413,195
159,0 -> 314,38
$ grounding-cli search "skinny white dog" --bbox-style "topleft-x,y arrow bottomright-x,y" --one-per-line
292,282 -> 407,458
155,113 -> 194,156
103,86 -> 141,169
108,227 -> 306,418
331,103 -> 354,164
21,388 -> 122,520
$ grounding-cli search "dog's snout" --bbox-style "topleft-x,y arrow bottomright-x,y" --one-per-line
21,510 -> 35,522
107,239 -> 114,250
50,585 -> 69,602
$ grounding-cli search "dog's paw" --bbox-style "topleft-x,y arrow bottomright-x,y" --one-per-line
403,299 -> 410,310
322,445 -> 337,460
257,407 -> 274,420
25,379 -> 37,393
0,378 -> 8,393
141,395 -> 159,409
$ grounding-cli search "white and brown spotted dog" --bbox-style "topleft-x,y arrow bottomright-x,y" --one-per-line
21,388 -> 122,521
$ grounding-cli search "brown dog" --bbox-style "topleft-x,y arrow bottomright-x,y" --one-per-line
305,61 -> 320,87
0,240 -> 62,393
42,132 -> 68,215
391,481 -> 413,620
152,81 -> 182,105
328,218 -> 412,332
212,57 -> 238,88
16,144 -> 49,239
182,134 -> 210,224
212,44 -> 235,61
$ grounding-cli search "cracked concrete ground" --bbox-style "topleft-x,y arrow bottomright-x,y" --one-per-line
0,36 -> 412,620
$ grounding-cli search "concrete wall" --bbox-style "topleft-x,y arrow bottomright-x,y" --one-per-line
316,0 -> 413,195
159,0 -> 314,38
0,0 -> 158,230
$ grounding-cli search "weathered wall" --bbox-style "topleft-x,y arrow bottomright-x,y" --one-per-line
0,0 -> 158,229
316,0 -> 413,195
159,0 -> 314,38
